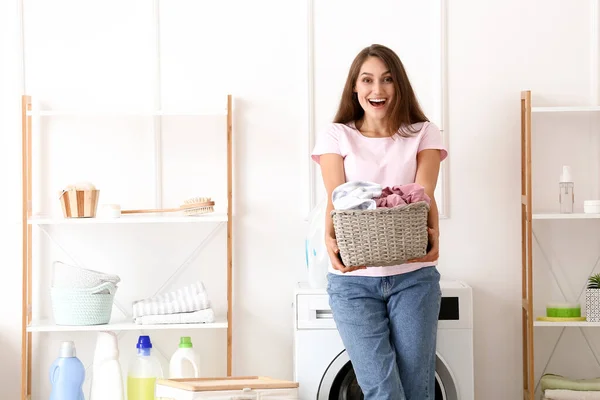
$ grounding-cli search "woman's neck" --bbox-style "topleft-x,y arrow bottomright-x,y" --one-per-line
356,118 -> 391,137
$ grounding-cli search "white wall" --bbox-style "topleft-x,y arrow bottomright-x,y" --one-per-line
0,0 -> 26,399
444,1 -> 599,398
1,0 -> 599,399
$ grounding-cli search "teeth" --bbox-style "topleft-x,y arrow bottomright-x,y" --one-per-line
369,99 -> 385,103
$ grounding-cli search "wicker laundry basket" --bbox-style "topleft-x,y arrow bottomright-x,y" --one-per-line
331,201 -> 430,268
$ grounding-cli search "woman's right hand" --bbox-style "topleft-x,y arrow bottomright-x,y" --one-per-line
326,235 -> 366,274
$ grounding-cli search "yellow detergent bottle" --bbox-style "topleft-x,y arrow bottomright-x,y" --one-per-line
127,335 -> 163,400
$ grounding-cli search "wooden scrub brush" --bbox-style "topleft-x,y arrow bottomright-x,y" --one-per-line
122,197 -> 215,216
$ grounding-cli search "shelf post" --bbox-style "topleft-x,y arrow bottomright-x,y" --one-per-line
521,90 -> 534,400
227,94 -> 233,376
21,95 -> 33,400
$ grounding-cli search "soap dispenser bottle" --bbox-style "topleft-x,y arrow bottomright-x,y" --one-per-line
559,165 -> 574,213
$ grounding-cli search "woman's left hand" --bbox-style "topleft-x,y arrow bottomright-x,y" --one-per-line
408,227 -> 439,263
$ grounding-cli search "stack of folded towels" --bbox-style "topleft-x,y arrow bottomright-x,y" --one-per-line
132,281 -> 215,325
541,374 -> 600,399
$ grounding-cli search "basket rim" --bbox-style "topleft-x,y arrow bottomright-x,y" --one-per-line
51,281 -> 117,294
331,200 -> 430,215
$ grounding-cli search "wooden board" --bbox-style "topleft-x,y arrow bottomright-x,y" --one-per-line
156,376 -> 299,392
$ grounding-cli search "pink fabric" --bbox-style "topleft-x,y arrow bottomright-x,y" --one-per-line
311,121 -> 447,277
375,183 -> 431,208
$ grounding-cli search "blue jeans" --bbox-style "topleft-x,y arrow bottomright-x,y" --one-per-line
327,266 -> 441,400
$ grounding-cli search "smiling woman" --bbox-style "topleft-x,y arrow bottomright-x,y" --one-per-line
333,45 -> 430,139
310,44 -> 447,400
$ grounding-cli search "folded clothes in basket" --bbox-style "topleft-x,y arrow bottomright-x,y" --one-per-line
134,308 -> 215,325
544,389 -> 600,399
375,183 -> 431,208
332,181 -> 430,211
132,281 -> 210,319
332,181 -> 382,211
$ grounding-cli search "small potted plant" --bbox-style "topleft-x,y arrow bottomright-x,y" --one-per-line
586,273 -> 600,322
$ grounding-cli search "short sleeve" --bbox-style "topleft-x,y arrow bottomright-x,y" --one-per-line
311,123 -> 342,164
418,122 -> 448,161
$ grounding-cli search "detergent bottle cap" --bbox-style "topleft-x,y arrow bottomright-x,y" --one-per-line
179,337 -> 193,348
59,341 -> 76,358
137,335 -> 152,350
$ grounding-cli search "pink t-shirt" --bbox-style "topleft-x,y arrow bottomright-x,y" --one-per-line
311,120 -> 448,277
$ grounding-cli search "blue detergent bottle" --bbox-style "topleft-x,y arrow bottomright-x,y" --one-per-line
49,341 -> 85,400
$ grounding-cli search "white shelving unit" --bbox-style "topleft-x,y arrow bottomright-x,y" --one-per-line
521,90 -> 600,400
27,318 -> 229,333
28,213 -> 229,225
533,321 -> 600,327
25,109 -> 228,117
532,106 -> 600,113
20,94 -> 234,400
532,213 -> 600,220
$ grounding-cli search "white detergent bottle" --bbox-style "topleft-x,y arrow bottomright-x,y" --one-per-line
89,331 -> 124,400
128,335 -> 163,400
169,336 -> 200,378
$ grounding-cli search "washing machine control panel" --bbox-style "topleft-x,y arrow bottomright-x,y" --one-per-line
295,280 -> 472,330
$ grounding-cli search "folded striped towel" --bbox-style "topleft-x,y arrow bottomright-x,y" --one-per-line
134,308 -> 215,325
132,281 -> 210,319
541,374 -> 600,392
545,389 -> 600,399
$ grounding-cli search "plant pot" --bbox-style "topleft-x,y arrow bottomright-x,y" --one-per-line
586,288 -> 600,322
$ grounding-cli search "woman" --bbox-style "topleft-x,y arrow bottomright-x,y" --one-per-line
311,44 -> 448,400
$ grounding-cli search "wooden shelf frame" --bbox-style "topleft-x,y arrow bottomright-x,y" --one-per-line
521,91 -> 600,400
20,94 -> 235,400
521,90 -> 534,400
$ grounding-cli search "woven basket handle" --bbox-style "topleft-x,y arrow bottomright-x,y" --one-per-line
51,260 -> 70,286
90,281 -> 117,295
51,260 -> 77,270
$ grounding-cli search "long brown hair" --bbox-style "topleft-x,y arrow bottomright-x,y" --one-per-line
333,44 -> 428,137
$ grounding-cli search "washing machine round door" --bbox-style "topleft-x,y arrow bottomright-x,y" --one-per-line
317,350 -> 458,400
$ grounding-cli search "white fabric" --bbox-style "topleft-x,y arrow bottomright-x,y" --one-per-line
545,390 -> 600,399
132,281 -> 210,318
134,308 -> 215,325
332,181 -> 382,210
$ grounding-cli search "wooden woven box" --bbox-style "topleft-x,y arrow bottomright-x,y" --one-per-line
155,376 -> 299,400
59,189 -> 100,218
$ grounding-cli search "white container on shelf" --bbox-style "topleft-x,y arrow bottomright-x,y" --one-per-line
584,200 -> 600,214
89,332 -> 124,400
169,337 -> 200,379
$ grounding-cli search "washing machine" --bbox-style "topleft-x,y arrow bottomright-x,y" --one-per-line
293,280 -> 474,399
